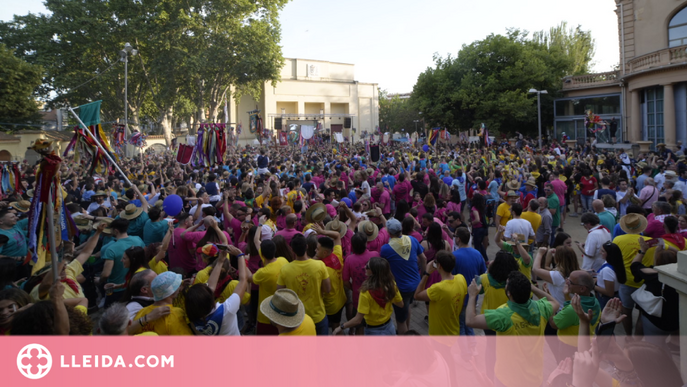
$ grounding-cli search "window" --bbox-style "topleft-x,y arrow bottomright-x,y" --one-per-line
644,87 -> 664,148
669,7 -> 687,47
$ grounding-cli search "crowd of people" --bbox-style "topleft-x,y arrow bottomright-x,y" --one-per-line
0,134 -> 686,386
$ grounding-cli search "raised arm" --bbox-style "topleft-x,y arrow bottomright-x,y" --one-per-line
132,183 -> 150,213
153,222 -> 174,263
206,250 -> 227,293
532,247 -> 553,283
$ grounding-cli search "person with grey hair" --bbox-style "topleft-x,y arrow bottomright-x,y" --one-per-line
638,177 -> 659,213
98,303 -> 131,335
123,269 -> 157,320
536,197 -> 552,247
379,218 -> 427,334
644,201 -> 673,238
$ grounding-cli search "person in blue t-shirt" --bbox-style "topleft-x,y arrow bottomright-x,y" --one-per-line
379,219 -> 427,334
452,227 -> 487,343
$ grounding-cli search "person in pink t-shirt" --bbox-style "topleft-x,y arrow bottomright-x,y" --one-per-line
375,181 -> 392,217
343,232 -> 378,336
222,198 -> 251,246
180,216 -> 231,271
168,213 -> 197,274
275,214 -> 303,247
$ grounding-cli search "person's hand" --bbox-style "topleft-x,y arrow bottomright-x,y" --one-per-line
497,225 -> 505,233
103,283 -> 117,291
167,221 -> 174,232
426,261 -> 436,275
571,294 -> 593,324
205,216 -> 218,229
638,237 -> 648,252
49,281 -> 66,301
332,326 -> 344,335
147,306 -> 171,321
468,278 -> 482,297
538,247 -> 548,256
600,297 -> 626,324
572,340 -> 600,387
227,245 -> 243,256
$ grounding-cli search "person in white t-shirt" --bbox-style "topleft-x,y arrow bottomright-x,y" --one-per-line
531,246 -> 581,311
503,203 -> 535,242
576,213 -> 611,271
594,242 -> 622,310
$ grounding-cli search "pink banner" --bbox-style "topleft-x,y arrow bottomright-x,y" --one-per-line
2,336 -> 671,387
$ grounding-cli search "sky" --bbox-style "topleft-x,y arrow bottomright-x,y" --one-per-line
1,0 -> 620,93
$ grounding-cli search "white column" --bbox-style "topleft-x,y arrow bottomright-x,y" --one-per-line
655,250 -> 687,382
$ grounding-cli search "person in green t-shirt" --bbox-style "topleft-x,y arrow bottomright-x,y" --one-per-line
545,183 -> 560,245
101,218 -> 146,307
467,271 -> 558,387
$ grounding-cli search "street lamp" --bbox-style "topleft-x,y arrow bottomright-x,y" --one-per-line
529,89 -> 547,149
120,42 -> 138,157
413,120 -> 420,132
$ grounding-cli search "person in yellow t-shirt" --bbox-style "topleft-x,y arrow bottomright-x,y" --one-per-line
249,239 -> 289,335
495,191 -> 519,227
310,223 -> 347,330
414,251 -> 467,336
467,271 -> 558,387
134,271 -> 192,335
332,257 -> 403,336
260,288 -> 316,336
276,234 -> 331,335
520,201 -> 542,244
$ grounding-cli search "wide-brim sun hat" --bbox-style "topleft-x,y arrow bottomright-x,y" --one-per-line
358,220 -> 379,242
506,180 -> 520,190
619,213 -> 648,235
9,200 -> 31,213
92,217 -> 114,234
259,288 -> 305,328
92,190 -> 108,198
325,219 -> 348,238
305,203 -> 327,224
120,204 -> 144,220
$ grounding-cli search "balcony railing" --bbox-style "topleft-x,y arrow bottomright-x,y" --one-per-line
627,45 -> 687,73
562,71 -> 620,90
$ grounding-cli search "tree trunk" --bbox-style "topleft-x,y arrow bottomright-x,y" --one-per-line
160,106 -> 174,146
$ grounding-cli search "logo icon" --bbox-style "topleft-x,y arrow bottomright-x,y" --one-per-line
17,344 -> 52,379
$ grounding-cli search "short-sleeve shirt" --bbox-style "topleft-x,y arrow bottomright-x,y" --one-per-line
252,257 -> 289,324
380,236 -> 424,293
121,212 -> 150,239
484,299 -> 554,387
143,219 -> 169,245
0,226 -> 28,258
191,293 -> 241,336
280,314 -> 316,336
277,259 -> 330,323
358,287 -> 403,326
102,236 -> 146,290
427,275 -> 468,335
343,250 -> 376,307
547,194 -> 561,228
135,304 -> 193,336
322,246 -> 347,315
496,203 -> 512,226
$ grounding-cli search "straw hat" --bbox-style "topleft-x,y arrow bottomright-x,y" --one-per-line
506,180 -> 520,190
74,216 -> 93,232
325,219 -> 348,238
93,217 -> 114,234
259,288 -> 305,328
665,170 -> 678,180
511,233 -> 530,246
305,203 -> 327,224
524,177 -> 537,187
657,143 -> 666,148
358,220 -> 379,242
26,189 -> 34,198
507,190 -> 520,198
154,200 -> 164,209
619,213 -> 648,235
137,184 -> 148,193
120,204 -> 144,220
92,190 -> 108,198
9,200 -> 31,213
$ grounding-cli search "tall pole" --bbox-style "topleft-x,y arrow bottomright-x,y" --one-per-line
47,189 -> 59,283
537,92 -> 542,149
124,53 -> 129,158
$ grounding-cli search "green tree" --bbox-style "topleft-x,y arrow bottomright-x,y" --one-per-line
411,27 -> 594,136
533,22 -> 596,75
0,44 -> 43,125
0,0 -> 288,143
378,89 -> 422,135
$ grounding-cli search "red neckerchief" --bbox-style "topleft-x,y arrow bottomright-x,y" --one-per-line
589,225 -> 610,234
662,233 -> 686,250
213,275 -> 233,299
369,289 -> 388,308
61,278 -> 79,294
322,253 -> 342,271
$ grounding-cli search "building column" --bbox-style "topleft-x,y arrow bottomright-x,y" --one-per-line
630,89 -> 642,142
664,83 -> 676,148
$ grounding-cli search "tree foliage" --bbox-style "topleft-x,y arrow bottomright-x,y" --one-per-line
378,89 -> 422,135
411,25 -> 595,136
532,22 -> 596,76
0,0 -> 288,142
0,44 -> 43,123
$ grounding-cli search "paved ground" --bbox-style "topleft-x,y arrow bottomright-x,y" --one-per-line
406,211 -> 591,335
